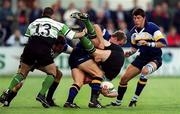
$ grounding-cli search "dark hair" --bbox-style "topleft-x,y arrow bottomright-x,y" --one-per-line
42,7 -> 54,17
55,35 -> 66,45
112,31 -> 127,41
132,8 -> 145,17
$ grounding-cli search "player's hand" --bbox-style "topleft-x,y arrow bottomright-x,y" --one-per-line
82,28 -> 87,36
137,40 -> 148,46
101,87 -> 118,98
98,42 -> 105,49
101,86 -> 109,96
124,51 -> 131,57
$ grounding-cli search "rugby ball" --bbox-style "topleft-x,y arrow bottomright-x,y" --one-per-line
100,81 -> 114,91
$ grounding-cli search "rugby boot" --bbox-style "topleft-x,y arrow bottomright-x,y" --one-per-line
63,102 -> 80,108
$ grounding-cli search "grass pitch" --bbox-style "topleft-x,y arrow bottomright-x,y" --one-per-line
0,75 -> 180,114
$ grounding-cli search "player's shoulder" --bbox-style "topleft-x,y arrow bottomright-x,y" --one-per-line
145,22 -> 160,32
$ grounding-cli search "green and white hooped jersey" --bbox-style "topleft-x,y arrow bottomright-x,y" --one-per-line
25,17 -> 75,40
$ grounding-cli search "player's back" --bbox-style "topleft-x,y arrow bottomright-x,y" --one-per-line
28,17 -> 63,38
26,17 -> 68,47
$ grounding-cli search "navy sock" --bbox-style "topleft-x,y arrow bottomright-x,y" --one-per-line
135,77 -> 147,96
117,84 -> 127,100
66,84 -> 80,103
90,77 -> 102,102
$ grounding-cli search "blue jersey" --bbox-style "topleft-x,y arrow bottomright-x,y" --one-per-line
100,26 -> 111,41
129,22 -> 166,59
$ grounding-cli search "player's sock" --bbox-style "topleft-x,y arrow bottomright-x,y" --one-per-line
8,73 -> 24,90
117,83 -> 127,101
82,19 -> 97,39
131,95 -> 139,101
39,75 -> 55,95
90,77 -> 102,102
79,36 -> 96,54
46,81 -> 59,101
66,84 -> 80,103
132,75 -> 147,101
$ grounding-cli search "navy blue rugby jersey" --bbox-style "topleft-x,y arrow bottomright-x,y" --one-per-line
129,22 -> 167,59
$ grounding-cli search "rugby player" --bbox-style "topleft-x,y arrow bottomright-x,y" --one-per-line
108,8 -> 167,107
2,36 -> 69,107
0,7 -> 85,108
63,13 -> 126,108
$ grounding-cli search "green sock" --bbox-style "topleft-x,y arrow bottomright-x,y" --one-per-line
39,75 -> 55,95
8,73 -> 24,90
83,19 -> 96,39
80,36 -> 96,53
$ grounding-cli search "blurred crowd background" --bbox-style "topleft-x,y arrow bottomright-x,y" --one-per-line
0,0 -> 180,47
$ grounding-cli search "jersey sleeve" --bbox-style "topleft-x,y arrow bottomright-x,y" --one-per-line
24,24 -> 31,37
58,24 -> 75,40
150,23 -> 165,41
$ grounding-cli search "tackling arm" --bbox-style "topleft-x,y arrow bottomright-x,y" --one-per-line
93,24 -> 105,49
124,47 -> 138,57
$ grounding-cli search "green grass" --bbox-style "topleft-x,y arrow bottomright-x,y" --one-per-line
1,76 -> 180,114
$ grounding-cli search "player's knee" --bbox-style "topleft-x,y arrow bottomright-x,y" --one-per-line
141,68 -> 149,75
55,69 -> 63,81
142,63 -> 156,75
120,76 -> 129,84
18,68 -> 28,78
47,69 -> 57,77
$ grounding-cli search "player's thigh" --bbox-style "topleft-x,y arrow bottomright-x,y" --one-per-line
93,49 -> 111,62
41,63 -> 57,76
39,66 -> 62,81
78,59 -> 104,77
55,67 -> 63,81
121,64 -> 141,83
71,68 -> 85,87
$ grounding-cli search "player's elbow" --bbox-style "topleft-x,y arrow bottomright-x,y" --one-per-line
156,39 -> 167,48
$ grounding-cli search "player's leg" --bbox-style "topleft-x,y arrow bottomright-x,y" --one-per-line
79,35 -> 111,62
36,63 -> 56,108
129,60 -> 161,107
79,35 -> 96,54
78,59 -> 104,108
64,68 -> 85,108
71,12 -> 96,39
38,66 -> 62,107
46,67 -> 62,106
110,64 -> 140,106
3,80 -> 23,107
0,62 -> 31,106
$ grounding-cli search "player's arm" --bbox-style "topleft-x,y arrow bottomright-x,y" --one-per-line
150,30 -> 167,48
63,44 -> 73,54
53,44 -> 73,58
124,47 -> 137,57
137,37 -> 167,48
24,23 -> 32,38
93,24 -> 105,49
59,24 -> 85,40
137,24 -> 167,48
74,29 -> 86,38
